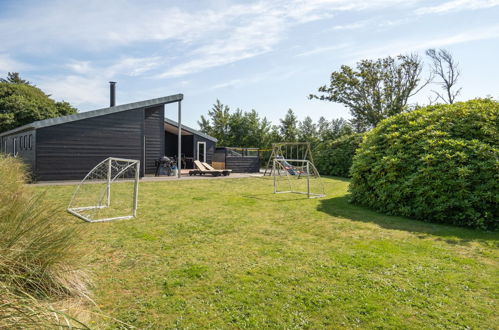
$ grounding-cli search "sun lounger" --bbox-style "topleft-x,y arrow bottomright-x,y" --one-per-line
202,162 -> 231,176
189,160 -> 224,176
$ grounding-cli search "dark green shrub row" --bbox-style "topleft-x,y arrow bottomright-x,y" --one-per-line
349,99 -> 499,230
314,133 -> 363,177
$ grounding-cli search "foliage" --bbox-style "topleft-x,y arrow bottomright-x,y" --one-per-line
349,99 -> 499,229
0,72 -> 32,85
298,116 -> 318,144
198,100 -> 272,147
279,109 -> 299,141
317,117 -> 353,141
198,101 -> 354,153
198,100 -> 231,144
36,178 -> 499,328
314,133 -> 363,177
310,54 -> 428,131
0,73 -> 77,132
0,155 -> 89,327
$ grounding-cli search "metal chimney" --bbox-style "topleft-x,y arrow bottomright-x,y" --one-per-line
109,81 -> 116,107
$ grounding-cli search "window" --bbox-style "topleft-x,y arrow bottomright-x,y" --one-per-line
28,134 -> 33,150
23,135 -> 26,150
13,138 -> 17,156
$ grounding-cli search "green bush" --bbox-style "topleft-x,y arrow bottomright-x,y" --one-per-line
314,133 -> 363,177
0,82 -> 77,132
349,99 -> 498,229
0,155 -> 88,327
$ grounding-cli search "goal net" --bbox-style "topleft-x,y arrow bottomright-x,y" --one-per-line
273,158 -> 325,198
67,157 -> 140,222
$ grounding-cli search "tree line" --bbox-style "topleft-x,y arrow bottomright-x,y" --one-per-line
198,100 -> 353,148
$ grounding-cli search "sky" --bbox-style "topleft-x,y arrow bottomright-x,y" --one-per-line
0,0 -> 498,128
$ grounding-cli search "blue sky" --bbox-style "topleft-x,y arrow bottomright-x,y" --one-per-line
1,0 -> 498,128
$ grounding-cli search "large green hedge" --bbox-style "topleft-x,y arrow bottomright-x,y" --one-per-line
314,133 -> 363,177
349,99 -> 498,229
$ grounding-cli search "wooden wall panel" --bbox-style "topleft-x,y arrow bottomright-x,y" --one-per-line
144,105 -> 165,174
36,109 -> 144,181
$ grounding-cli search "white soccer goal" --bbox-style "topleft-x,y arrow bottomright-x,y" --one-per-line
67,157 -> 140,222
273,158 -> 325,198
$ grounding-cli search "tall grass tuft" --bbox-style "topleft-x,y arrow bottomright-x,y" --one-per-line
0,154 -> 89,328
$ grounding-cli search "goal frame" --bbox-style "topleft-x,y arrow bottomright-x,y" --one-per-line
67,157 -> 140,222
272,158 -> 325,199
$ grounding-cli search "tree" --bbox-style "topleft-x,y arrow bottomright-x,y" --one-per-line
0,72 -> 31,85
0,74 -> 78,132
309,54 -> 428,132
198,99 -> 231,146
198,100 -> 272,148
279,109 -> 299,141
317,117 -> 353,141
298,116 -> 318,144
426,48 -> 461,104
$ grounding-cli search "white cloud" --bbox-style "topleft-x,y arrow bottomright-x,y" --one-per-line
108,57 -> 163,77
0,0 -> 423,79
296,43 -> 351,57
39,75 -> 108,107
351,25 -> 499,59
40,55 -> 163,109
0,53 -> 28,73
209,79 -> 243,90
66,61 -> 92,75
331,22 -> 368,30
416,0 -> 499,15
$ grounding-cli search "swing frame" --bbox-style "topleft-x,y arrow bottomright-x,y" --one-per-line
264,142 -> 315,176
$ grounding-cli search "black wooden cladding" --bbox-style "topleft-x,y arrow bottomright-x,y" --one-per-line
1,129 -> 36,175
144,106 -> 165,175
36,109 -> 143,181
1,98 -> 221,180
225,157 -> 260,173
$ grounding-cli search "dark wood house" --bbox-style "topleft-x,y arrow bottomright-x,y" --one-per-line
0,94 -> 217,181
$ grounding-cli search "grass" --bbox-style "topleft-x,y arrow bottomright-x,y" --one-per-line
0,155 -> 89,328
35,176 -> 498,328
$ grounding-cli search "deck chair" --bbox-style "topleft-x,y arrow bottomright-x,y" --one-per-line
202,162 -> 231,176
189,160 -> 223,177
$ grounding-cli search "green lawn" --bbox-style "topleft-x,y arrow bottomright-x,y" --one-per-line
36,177 -> 498,329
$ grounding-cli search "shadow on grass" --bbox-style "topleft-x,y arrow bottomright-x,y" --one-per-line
318,195 -> 498,245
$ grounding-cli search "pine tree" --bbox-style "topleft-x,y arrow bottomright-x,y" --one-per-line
279,109 -> 299,142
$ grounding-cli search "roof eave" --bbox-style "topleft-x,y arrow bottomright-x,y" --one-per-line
0,93 -> 184,137
164,118 -> 218,142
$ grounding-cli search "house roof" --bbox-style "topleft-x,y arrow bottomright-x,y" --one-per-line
164,118 -> 217,142
0,94 -> 184,137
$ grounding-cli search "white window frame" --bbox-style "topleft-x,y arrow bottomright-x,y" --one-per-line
197,141 -> 206,162
13,137 -> 17,156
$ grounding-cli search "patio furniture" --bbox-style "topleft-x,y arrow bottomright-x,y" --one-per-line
189,160 -> 224,177
202,162 -> 231,176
